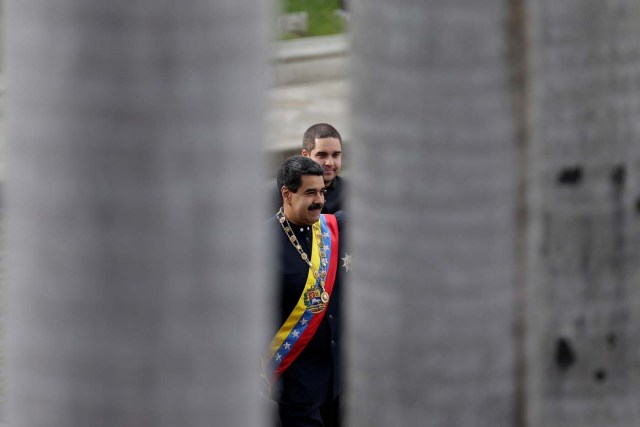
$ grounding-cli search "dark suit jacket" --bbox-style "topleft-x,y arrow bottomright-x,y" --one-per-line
269,211 -> 347,406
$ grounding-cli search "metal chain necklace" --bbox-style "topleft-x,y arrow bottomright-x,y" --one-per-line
277,207 -> 330,303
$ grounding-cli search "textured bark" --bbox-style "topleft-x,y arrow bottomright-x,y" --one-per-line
526,0 -> 640,425
348,1 -> 516,426
5,1 -> 269,426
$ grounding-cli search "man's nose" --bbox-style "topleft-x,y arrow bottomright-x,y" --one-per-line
325,157 -> 334,166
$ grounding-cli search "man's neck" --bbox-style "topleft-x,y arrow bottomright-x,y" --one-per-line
324,178 -> 335,188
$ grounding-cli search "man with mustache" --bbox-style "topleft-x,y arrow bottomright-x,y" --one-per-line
264,156 -> 348,427
273,123 -> 347,215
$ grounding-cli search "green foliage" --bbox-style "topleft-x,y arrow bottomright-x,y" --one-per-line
282,0 -> 345,38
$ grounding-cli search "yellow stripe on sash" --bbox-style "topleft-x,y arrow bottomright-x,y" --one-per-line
268,221 -> 322,358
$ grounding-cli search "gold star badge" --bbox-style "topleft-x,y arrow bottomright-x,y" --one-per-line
341,253 -> 352,272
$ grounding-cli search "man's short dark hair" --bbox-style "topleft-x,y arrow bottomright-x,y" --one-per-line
302,123 -> 342,153
277,156 -> 325,193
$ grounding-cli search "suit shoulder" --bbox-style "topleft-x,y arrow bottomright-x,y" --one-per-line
335,175 -> 347,186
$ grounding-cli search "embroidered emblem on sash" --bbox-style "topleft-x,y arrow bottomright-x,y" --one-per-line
304,286 -> 327,314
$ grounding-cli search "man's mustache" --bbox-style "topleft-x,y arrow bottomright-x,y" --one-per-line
308,203 -> 323,211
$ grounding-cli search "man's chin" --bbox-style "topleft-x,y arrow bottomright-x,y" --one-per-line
308,209 -> 322,222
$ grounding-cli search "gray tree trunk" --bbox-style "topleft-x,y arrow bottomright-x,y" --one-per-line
526,0 -> 640,425
348,1 -> 517,426
5,1 -> 270,426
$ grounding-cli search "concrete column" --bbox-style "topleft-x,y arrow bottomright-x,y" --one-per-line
348,0 -> 517,426
5,1 -> 270,426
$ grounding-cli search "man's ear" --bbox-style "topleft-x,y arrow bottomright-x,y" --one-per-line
281,186 -> 291,205
301,149 -> 310,157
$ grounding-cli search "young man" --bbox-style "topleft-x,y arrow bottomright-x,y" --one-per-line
265,156 -> 348,427
301,123 -> 346,214
273,123 -> 347,215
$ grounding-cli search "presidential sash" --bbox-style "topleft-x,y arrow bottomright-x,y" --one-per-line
265,213 -> 339,382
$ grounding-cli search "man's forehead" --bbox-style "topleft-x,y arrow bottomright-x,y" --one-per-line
300,174 -> 325,188
312,137 -> 341,152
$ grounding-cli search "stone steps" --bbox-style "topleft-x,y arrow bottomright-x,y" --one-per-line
268,35 -> 350,169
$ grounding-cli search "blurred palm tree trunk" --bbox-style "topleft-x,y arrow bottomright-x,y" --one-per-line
348,0 -> 517,426
526,1 -> 640,425
5,1 -> 270,426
